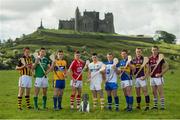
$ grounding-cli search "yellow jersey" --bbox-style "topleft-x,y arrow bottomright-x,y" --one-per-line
53,59 -> 67,80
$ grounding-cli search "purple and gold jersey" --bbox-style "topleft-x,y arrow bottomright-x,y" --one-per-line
131,56 -> 145,78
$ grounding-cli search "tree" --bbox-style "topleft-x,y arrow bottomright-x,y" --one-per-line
153,30 -> 176,44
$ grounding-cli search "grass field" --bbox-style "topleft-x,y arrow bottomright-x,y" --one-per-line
0,69 -> 180,119
1,29 -> 180,119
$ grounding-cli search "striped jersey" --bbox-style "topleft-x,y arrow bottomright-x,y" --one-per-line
131,56 -> 145,78
17,55 -> 33,76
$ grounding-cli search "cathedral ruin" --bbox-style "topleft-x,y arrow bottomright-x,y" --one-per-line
58,7 -> 115,33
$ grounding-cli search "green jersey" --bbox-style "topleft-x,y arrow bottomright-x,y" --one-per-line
34,57 -> 50,78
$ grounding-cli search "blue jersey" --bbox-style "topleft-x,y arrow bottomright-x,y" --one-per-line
104,61 -> 118,83
117,59 -> 132,81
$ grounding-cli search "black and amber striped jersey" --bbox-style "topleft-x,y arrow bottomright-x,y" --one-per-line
17,55 -> 33,76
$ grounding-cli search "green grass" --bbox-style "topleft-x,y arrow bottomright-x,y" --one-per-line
0,69 -> 180,119
1,28 -> 180,118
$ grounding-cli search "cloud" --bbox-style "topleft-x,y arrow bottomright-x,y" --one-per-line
1,0 -> 52,12
0,0 -> 53,21
0,0 -> 179,44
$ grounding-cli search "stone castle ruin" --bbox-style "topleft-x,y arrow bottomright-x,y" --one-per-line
58,7 -> 115,33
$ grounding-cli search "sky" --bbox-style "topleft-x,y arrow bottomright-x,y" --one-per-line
0,0 -> 180,44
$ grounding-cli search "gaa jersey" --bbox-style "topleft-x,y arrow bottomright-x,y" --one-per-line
88,61 -> 103,83
53,59 -> 67,80
104,61 -> 118,83
34,57 -> 50,78
149,54 -> 165,78
17,55 -> 33,76
131,56 -> 145,78
70,59 -> 84,81
117,59 -> 132,81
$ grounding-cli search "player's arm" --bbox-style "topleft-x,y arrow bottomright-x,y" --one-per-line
45,61 -> 51,75
128,60 -> 136,75
68,69 -> 74,80
100,63 -> 106,82
63,61 -> 67,78
16,65 -> 25,70
147,58 -> 152,75
32,57 -> 40,69
87,69 -> 91,82
46,61 -> 55,75
116,62 -> 121,75
143,64 -> 149,79
155,59 -> 169,77
161,60 -> 169,76
100,63 -> 106,74
128,62 -> 135,72
67,61 -> 75,80
16,58 -> 25,70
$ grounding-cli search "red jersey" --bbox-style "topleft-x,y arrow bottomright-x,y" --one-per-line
70,59 -> 84,80
149,54 -> 165,78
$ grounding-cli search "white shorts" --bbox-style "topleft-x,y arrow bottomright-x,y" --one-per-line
18,75 -> 32,88
70,80 -> 82,88
90,82 -> 102,91
121,80 -> 133,89
135,78 -> 147,88
150,77 -> 164,86
35,77 -> 48,88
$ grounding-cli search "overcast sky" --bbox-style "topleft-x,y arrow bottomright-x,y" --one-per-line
0,0 -> 180,43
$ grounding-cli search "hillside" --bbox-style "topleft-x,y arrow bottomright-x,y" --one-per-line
0,28 -> 180,70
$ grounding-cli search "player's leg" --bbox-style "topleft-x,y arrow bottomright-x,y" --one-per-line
24,76 -> 32,109
142,85 -> 150,111
97,89 -> 104,110
107,90 -> 112,110
18,75 -> 29,110
151,86 -> 158,110
53,80 -> 58,110
53,88 -> 58,110
123,88 -> 128,110
150,78 -> 158,110
34,87 -> 40,109
157,84 -> 165,110
76,87 -> 82,109
105,83 -> 112,110
42,87 -> 48,109
126,85 -> 133,112
25,88 -> 31,109
121,81 -> 128,110
34,78 -> 41,110
112,89 -> 119,111
95,82 -> 104,110
58,88 -> 64,109
42,77 -> 48,109
92,90 -> 98,109
57,80 -> 65,109
135,79 -> 141,109
135,87 -> 141,109
18,86 -> 24,110
70,86 -> 76,109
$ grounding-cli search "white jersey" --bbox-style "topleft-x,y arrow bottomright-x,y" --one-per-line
88,61 -> 103,84
104,61 -> 117,83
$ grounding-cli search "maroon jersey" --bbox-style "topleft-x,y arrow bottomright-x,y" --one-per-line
149,54 -> 165,78
70,59 -> 84,80
131,56 -> 145,78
